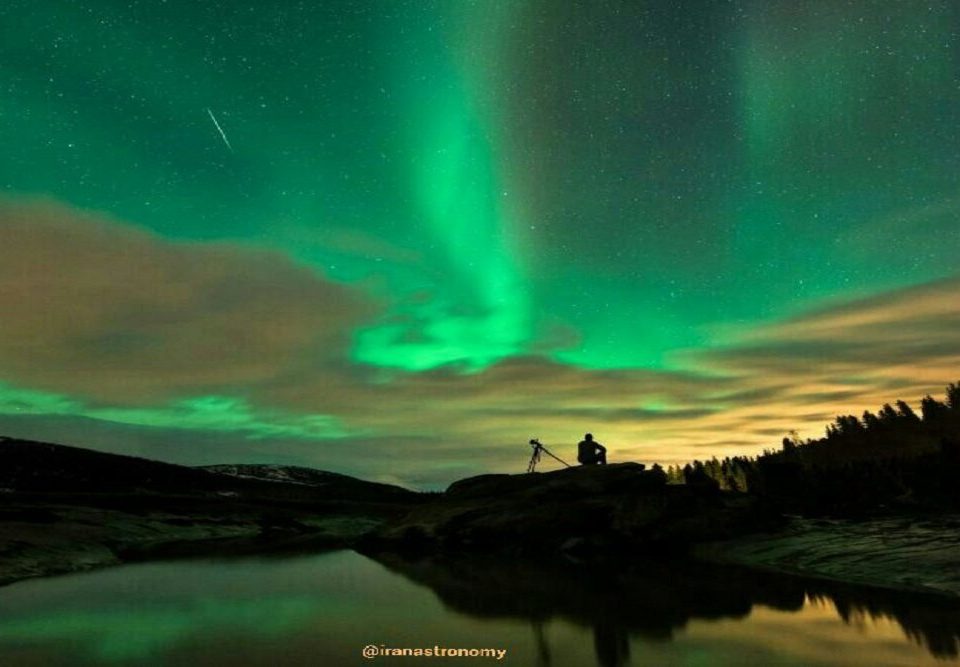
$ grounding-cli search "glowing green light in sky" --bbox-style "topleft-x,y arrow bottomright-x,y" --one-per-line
0,384 -> 348,440
2,1 -> 960,478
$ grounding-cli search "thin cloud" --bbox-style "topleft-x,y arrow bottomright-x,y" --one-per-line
0,197 -> 375,404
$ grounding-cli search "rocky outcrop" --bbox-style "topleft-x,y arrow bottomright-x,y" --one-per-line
366,463 -> 780,556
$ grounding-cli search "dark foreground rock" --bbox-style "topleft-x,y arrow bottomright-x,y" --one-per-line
365,463 -> 781,556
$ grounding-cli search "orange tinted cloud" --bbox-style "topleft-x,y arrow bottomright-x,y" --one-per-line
0,198 -> 374,404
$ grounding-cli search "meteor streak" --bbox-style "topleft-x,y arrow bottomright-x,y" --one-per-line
205,108 -> 233,152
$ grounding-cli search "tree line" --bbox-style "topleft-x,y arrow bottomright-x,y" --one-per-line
662,382 -> 960,513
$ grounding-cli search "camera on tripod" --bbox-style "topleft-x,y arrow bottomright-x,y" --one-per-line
526,438 -> 570,473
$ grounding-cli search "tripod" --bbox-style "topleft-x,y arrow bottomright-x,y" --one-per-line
527,439 -> 571,473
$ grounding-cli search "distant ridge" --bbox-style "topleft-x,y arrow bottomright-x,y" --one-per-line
200,463 -> 417,499
0,436 -> 417,502
201,463 -> 362,486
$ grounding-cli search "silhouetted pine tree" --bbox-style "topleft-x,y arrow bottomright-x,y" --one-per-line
921,395 -> 948,422
671,381 -> 960,513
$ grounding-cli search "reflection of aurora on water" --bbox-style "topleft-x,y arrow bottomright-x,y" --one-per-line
0,598 -> 318,662
0,550 -> 957,666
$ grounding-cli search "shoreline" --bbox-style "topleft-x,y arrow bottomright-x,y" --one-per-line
693,513 -> 960,600
0,498 -> 392,589
4,511 -> 960,605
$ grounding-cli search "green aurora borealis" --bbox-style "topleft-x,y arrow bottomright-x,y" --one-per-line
2,1 -> 960,486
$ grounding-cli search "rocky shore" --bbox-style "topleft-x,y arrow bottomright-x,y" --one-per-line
3,437 -> 959,606
695,513 -> 960,599
0,498 -> 399,588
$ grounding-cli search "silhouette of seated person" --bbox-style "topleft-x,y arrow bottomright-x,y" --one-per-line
577,433 -> 607,465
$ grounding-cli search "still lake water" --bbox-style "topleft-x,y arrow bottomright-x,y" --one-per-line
0,549 -> 957,666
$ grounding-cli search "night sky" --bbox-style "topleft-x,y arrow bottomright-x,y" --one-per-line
2,1 -> 959,488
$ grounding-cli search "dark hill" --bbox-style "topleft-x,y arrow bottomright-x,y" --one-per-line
0,436 -> 235,495
0,436 -> 417,504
